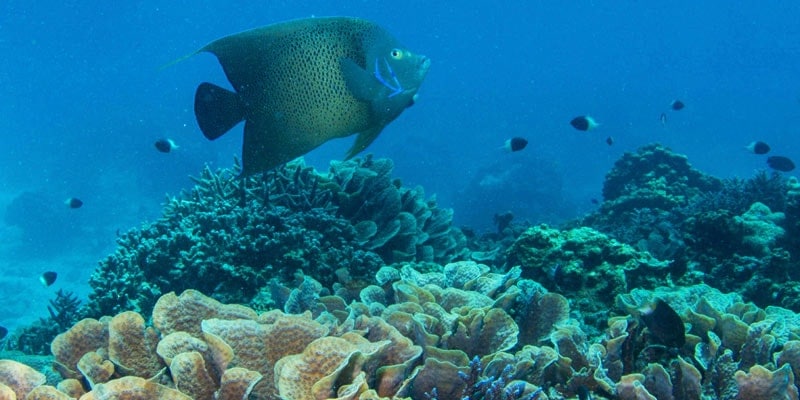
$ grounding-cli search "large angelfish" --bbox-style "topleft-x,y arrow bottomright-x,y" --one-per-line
193,16 -> 431,175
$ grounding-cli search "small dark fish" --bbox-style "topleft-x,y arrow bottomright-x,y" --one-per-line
577,385 -> 593,400
767,156 -> 796,172
503,137 -> 528,152
746,141 -> 770,155
154,138 -> 178,153
0,326 -> 7,341
671,100 -> 685,110
639,298 -> 685,348
590,198 -> 599,205
40,271 -> 58,287
659,112 -> 667,126
65,198 -> 83,209
605,136 -> 613,146
570,115 -> 599,131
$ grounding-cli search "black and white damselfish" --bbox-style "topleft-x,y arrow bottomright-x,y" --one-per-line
503,137 -> 528,152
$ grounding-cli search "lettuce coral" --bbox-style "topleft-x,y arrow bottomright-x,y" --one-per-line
7,263 -> 800,399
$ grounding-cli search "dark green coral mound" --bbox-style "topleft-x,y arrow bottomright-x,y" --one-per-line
578,143 -> 800,312
84,156 -> 466,318
601,143 -> 722,207
506,224 -> 670,327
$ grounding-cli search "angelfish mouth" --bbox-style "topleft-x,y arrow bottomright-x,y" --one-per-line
420,56 -> 431,71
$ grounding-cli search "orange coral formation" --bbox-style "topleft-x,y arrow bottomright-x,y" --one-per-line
25,385 -> 72,400
274,335 -> 388,399
11,269 -> 800,400
108,311 -> 162,377
735,364 -> 799,400
50,318 -> 108,379
55,379 -> 84,398
152,289 -> 258,337
76,351 -> 114,387
169,351 -> 217,400
202,311 -> 329,398
0,360 -> 46,399
81,376 -> 192,400
216,367 -> 262,400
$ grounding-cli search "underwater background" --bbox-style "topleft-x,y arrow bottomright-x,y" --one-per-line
1,2 -> 800,399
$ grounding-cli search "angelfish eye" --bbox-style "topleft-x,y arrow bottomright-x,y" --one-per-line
390,48 -> 403,59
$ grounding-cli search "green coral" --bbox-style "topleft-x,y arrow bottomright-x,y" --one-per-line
734,202 -> 785,256
576,143 -> 800,312
82,157 -> 465,319
506,224 -> 670,320
601,143 -> 722,209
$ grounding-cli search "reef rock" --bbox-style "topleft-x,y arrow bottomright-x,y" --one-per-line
734,202 -> 785,257
506,224 -> 669,320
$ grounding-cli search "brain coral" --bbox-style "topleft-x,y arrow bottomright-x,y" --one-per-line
82,156 -> 466,318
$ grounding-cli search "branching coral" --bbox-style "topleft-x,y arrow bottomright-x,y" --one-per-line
4,290 -> 82,355
81,156 -> 464,320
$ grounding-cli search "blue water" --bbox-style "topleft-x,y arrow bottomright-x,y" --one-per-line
1,2 -> 798,330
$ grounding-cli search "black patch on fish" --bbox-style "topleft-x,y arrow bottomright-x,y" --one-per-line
0,326 -> 7,341
752,141 -> 770,155
671,100 -> 685,110
154,139 -> 173,153
605,136 -> 613,146
66,198 -> 83,209
570,116 -> 590,131
508,137 -> 528,152
767,156 -> 796,172
640,299 -> 685,348
194,82 -> 246,141
41,271 -> 58,287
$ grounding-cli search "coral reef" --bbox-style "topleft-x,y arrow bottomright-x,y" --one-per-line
5,265 -> 800,399
577,143 -> 800,312
6,265 -> 564,400
6,143 -> 800,399
82,156 -> 466,319
4,290 -> 82,355
506,224 -> 671,326
600,143 -> 722,212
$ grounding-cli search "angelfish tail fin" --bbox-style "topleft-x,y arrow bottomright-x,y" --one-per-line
194,82 -> 245,140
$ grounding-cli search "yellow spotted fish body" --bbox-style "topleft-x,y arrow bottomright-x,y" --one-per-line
194,17 -> 431,175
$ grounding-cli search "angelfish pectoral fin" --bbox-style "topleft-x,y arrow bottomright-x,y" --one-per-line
194,82 -> 246,140
340,57 -> 382,101
345,126 -> 384,160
